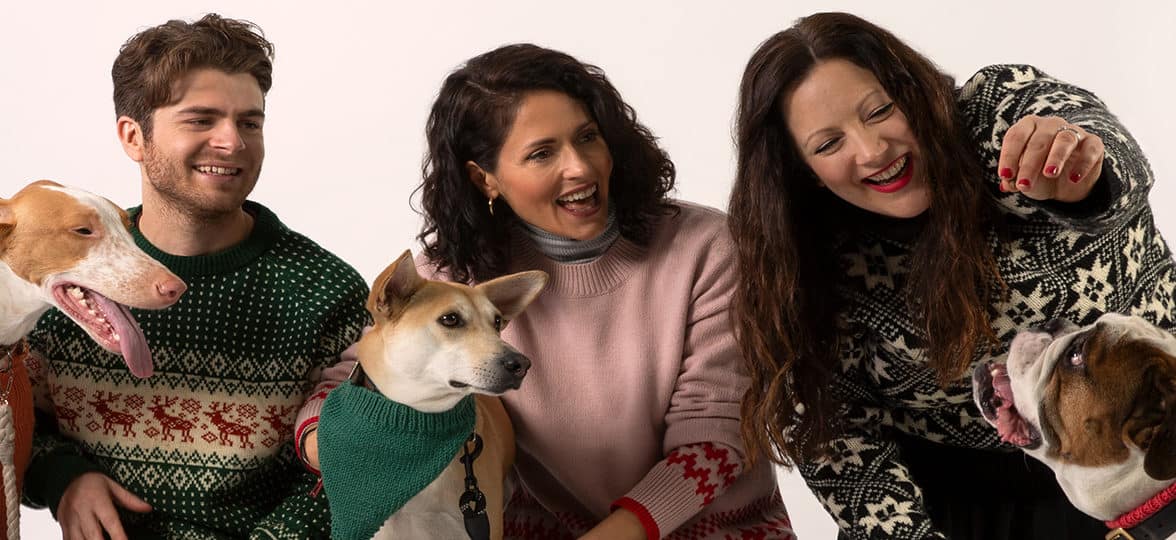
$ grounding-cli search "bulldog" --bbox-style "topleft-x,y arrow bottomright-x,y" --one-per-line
972,313 -> 1176,539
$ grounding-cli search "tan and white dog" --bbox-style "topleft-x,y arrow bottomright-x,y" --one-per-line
347,250 -> 546,540
972,313 -> 1176,539
1,180 -> 186,537
2,180 -> 186,371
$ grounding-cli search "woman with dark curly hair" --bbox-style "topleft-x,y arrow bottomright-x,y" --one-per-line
298,44 -> 793,539
729,11 -> 1175,540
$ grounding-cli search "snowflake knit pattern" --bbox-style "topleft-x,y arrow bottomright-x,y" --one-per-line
23,201 -> 370,539
798,65 -> 1176,539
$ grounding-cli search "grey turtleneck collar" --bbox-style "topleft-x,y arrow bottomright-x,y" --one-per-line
517,204 -> 620,264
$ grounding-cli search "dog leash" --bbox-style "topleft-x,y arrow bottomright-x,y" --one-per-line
0,341 -> 26,540
459,432 -> 490,540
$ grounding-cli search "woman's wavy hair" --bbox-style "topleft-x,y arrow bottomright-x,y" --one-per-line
730,12 -> 1001,464
417,44 -> 676,283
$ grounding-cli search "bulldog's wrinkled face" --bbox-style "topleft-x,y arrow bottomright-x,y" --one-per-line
972,313 -> 1176,520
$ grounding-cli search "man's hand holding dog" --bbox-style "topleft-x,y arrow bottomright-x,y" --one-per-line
998,114 -> 1105,202
58,472 -> 152,540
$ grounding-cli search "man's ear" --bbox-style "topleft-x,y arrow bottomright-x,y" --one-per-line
117,115 -> 146,162
466,161 -> 498,200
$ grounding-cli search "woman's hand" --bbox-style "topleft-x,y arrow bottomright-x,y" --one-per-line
997,114 -> 1105,202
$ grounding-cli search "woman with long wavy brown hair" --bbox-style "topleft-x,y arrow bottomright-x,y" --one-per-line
730,11 -> 1176,540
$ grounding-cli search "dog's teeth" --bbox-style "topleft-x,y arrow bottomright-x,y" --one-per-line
68,287 -> 85,299
112,334 -> 120,342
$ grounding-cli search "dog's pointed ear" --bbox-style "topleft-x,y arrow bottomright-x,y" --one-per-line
1124,354 -> 1176,480
368,250 -> 425,318
476,270 -> 548,321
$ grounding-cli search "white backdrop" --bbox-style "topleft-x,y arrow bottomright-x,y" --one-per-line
3,1 -> 1174,538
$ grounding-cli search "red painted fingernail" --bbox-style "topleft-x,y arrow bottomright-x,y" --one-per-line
1045,165 -> 1058,176
1070,172 -> 1082,183
999,167 -> 1013,179
1017,178 -> 1031,188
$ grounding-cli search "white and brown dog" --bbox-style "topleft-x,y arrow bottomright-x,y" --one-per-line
334,250 -> 546,540
2,180 -> 185,372
973,313 -> 1176,539
1,180 -> 185,536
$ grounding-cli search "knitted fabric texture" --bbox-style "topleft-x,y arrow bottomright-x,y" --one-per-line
517,203 -> 619,263
796,64 -> 1176,539
319,382 -> 475,540
24,201 -> 370,539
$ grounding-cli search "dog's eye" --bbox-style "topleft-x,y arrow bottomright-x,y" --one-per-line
1064,333 -> 1089,369
493,315 -> 503,332
72,227 -> 94,236
438,313 -> 464,328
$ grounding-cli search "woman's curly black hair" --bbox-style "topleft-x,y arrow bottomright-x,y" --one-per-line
416,43 -> 676,283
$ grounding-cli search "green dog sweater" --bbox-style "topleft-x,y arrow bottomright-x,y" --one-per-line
319,382 -> 475,539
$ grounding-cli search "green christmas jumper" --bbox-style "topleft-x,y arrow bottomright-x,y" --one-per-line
23,201 -> 370,539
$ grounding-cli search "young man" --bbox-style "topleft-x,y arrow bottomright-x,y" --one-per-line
23,14 -> 369,539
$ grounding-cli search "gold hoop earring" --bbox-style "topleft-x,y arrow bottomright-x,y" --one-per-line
488,197 -> 495,216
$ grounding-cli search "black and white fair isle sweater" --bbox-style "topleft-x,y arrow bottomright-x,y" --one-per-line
798,64 -> 1176,539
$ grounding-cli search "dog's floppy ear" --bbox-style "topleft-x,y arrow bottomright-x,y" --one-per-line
367,250 -> 425,319
0,198 -> 14,247
476,270 -> 548,322
1124,353 -> 1176,480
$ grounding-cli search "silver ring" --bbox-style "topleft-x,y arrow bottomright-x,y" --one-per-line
1056,125 -> 1083,142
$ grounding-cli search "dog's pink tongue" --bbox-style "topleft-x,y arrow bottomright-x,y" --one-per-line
90,294 -> 154,378
992,370 -> 1013,403
995,401 -> 1021,443
992,370 -> 1029,445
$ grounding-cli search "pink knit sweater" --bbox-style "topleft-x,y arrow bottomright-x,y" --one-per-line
298,202 -> 793,539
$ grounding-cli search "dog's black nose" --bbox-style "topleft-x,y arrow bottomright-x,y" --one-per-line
1034,318 -> 1068,335
499,352 -> 531,376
